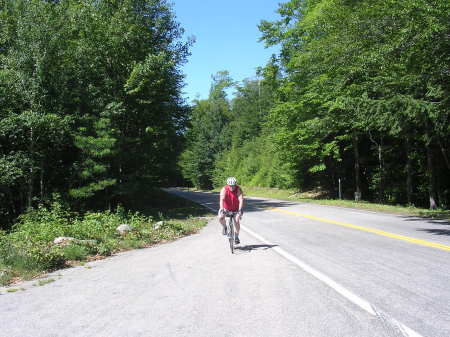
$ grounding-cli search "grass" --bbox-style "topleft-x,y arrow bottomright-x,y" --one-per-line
34,278 -> 55,287
6,288 -> 20,292
0,188 -> 212,287
202,185 -> 449,220
62,244 -> 90,261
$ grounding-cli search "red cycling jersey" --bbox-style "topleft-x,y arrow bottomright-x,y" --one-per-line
223,185 -> 240,211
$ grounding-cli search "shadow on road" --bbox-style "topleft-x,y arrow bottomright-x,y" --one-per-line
401,216 -> 450,225
244,199 -> 297,213
168,188 -> 298,213
417,228 -> 450,236
398,216 -> 450,238
235,244 -> 278,252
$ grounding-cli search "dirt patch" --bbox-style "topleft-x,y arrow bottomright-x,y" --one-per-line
289,189 -> 328,199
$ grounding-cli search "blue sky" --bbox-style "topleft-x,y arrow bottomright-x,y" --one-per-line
171,1 -> 282,103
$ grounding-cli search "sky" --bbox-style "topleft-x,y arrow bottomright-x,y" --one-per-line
171,1 -> 282,103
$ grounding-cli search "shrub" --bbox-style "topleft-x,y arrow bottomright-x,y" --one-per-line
96,238 -> 121,256
0,197 -> 207,285
13,201 -> 73,243
0,267 -> 11,286
70,211 -> 119,240
62,244 -> 90,261
0,236 -> 65,272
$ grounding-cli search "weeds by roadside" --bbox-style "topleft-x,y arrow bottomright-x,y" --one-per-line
33,279 -> 55,287
0,189 -> 212,286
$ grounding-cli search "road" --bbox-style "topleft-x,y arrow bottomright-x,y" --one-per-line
1,188 -> 449,337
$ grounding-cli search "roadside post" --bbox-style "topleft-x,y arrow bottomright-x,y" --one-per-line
338,179 -> 342,199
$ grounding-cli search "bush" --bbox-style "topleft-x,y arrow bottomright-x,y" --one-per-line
70,211 -> 123,241
0,268 -> 11,286
13,201 -> 73,243
0,237 -> 65,272
0,197 -> 207,285
62,244 -> 90,261
96,239 -> 120,256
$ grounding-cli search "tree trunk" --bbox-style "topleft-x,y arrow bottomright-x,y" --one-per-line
426,143 -> 438,209
368,132 -> 384,202
119,163 -> 123,184
353,132 -> 361,201
40,160 -> 44,202
405,136 -> 413,205
27,127 -> 34,209
377,140 -> 384,202
437,138 -> 450,172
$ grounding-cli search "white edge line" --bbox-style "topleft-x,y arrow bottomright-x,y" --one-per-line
241,226 -> 426,337
241,226 -> 376,315
199,201 -> 424,337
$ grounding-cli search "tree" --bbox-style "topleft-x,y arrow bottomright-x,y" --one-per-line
180,71 -> 233,189
258,0 -> 450,207
0,0 -> 192,226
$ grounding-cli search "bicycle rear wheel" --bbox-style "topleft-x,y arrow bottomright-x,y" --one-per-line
228,217 -> 235,254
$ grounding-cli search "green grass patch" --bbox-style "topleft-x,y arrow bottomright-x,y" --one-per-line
34,278 -> 55,286
0,188 -> 211,286
0,268 -> 10,285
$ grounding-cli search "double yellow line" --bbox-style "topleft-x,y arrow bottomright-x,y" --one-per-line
269,208 -> 450,252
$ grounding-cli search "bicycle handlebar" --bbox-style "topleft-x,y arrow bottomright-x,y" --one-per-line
221,210 -> 243,217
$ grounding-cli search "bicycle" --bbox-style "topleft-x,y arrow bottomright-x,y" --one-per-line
223,211 -> 240,254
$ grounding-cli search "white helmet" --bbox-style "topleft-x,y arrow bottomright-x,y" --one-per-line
226,177 -> 237,186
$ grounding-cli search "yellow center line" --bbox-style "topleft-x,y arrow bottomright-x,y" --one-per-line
268,207 -> 450,252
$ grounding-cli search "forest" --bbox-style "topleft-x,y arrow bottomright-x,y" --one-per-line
0,0 -> 191,228
1,0 -> 449,234
181,0 -> 450,210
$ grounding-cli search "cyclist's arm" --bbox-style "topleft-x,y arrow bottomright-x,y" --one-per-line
238,188 -> 244,213
219,187 -> 226,210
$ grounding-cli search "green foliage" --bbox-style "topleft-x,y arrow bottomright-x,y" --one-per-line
35,278 -> 55,287
0,189 -> 208,285
12,200 -> 73,243
0,0 -> 191,227
180,71 -> 233,189
62,244 -> 90,261
255,0 -> 450,206
213,136 -> 295,189
180,0 -> 449,208
0,238 -> 65,272
96,239 -> 121,257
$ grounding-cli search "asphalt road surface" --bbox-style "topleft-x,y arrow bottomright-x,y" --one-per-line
1,188 -> 449,337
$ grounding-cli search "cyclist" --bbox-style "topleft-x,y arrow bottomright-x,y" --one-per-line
218,177 -> 244,244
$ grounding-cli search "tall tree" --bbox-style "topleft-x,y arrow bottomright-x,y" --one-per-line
180,71 -> 233,189
258,0 -> 450,207
0,0 -> 191,226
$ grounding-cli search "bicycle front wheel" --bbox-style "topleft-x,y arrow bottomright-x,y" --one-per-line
228,217 -> 235,254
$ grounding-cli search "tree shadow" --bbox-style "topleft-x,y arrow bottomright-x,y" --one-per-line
399,216 -> 449,226
235,244 -> 278,252
167,188 -> 300,214
242,198 -> 298,213
417,228 -> 450,237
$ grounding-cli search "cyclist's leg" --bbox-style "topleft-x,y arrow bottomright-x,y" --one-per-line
234,214 -> 240,234
233,215 -> 241,245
